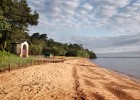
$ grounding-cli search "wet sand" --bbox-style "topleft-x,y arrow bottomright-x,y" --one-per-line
0,58 -> 140,100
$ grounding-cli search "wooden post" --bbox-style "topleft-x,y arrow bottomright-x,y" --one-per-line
26,62 -> 27,67
8,64 -> 11,72
19,62 -> 20,67
37,60 -> 39,65
35,60 -> 37,65
38,60 -> 39,65
36,60 -> 38,65
39,60 -> 41,65
31,61 -> 33,66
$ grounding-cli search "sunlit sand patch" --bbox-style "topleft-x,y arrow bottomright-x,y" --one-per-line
83,79 -> 96,88
105,86 -> 135,100
82,74 -> 109,81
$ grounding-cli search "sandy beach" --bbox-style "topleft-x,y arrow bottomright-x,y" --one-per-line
0,58 -> 140,100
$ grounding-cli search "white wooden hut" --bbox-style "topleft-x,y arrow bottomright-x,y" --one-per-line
12,40 -> 29,57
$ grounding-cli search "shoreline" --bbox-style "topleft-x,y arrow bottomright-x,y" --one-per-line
92,61 -> 140,82
91,57 -> 140,81
0,58 -> 140,100
94,63 -> 140,81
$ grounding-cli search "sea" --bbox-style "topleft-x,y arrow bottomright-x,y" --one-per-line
91,52 -> 140,80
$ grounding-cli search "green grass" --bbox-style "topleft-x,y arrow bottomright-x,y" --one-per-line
0,51 -> 36,71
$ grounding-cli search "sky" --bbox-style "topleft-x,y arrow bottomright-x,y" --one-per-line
27,0 -> 140,53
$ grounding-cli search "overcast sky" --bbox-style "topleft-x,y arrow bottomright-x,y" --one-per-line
27,0 -> 140,53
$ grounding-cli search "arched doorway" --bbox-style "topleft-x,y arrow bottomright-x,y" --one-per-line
20,41 -> 28,57
22,44 -> 27,57
12,41 -> 29,57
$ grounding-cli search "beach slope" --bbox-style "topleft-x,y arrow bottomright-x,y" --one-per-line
0,58 -> 140,100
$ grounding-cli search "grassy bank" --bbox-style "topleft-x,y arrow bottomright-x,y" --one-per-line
0,51 -> 36,71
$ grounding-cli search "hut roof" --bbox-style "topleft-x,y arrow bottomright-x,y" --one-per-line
11,40 -> 28,44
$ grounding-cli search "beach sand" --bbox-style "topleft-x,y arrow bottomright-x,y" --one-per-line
0,58 -> 140,100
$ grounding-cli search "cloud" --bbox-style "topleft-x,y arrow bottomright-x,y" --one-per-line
81,3 -> 93,11
27,0 -> 140,35
94,46 -> 140,53
49,33 -> 140,53
28,0 -> 140,32
63,1 -> 80,9
27,0 -> 140,53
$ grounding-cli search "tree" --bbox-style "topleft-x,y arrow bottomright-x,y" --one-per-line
0,16 -> 11,50
28,32 -> 97,58
30,32 -> 40,40
89,51 -> 97,59
39,34 -> 48,41
0,0 -> 39,27
0,0 -> 39,50
29,33 -> 47,55
29,44 -> 42,55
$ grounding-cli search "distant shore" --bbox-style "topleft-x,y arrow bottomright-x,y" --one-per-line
0,58 -> 140,100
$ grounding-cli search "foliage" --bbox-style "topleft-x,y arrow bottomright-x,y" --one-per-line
29,44 -> 42,55
0,0 -> 39,27
43,39 -> 97,59
0,16 -> 11,31
29,32 -> 47,55
0,0 -> 39,50
0,16 -> 11,50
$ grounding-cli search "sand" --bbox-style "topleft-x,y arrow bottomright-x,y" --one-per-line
0,58 -> 140,100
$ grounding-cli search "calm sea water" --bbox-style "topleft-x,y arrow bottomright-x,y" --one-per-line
91,57 -> 140,79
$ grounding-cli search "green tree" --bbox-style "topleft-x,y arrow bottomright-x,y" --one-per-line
29,44 -> 42,55
0,0 -> 39,27
0,16 -> 11,50
89,51 -> 97,59
29,33 -> 47,55
0,0 -> 39,50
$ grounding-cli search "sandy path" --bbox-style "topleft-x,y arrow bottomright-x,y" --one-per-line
0,58 -> 140,100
